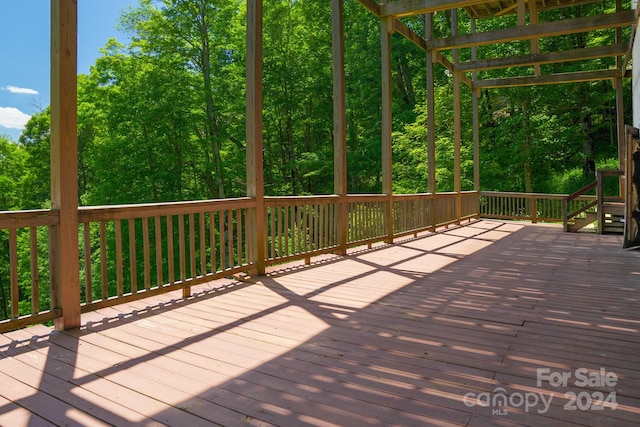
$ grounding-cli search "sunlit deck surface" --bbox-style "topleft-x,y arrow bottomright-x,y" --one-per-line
1,220 -> 639,426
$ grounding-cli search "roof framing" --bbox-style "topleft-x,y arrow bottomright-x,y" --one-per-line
356,0 -> 637,89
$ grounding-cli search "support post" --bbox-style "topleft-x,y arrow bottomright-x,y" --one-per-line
425,13 -> 437,230
615,76 -> 625,196
381,17 -> 394,243
246,0 -> 265,275
471,18 -> 480,193
452,9 -> 462,224
530,0 -> 540,75
51,0 -> 80,330
332,0 -> 348,254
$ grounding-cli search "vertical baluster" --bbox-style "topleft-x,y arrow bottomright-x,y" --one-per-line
30,227 -> 39,314
210,212 -> 217,273
219,210 -> 226,270
154,216 -> 163,287
200,212 -> 206,275
227,209 -> 234,267
276,207 -> 282,258
83,222 -> 92,302
48,225 -> 58,310
237,209 -> 243,266
189,213 -> 196,278
115,219 -> 123,297
142,217 -> 151,290
178,214 -> 186,281
269,207 -> 275,259
100,221 -> 108,299
9,229 -> 18,318
128,219 -> 137,294
318,204 -> 327,249
167,215 -> 174,285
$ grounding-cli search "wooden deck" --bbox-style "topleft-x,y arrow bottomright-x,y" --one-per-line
1,220 -> 638,426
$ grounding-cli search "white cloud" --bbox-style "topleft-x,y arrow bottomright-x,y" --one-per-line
0,107 -> 31,130
1,85 -> 39,95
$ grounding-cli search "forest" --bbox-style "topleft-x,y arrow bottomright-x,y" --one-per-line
0,0 -> 633,319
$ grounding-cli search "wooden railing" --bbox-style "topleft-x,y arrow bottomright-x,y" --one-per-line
562,181 -> 598,231
347,195 -> 388,245
265,196 -> 340,265
480,191 -> 596,223
0,191 -> 479,332
77,198 -> 256,313
392,194 -> 434,237
0,210 -> 60,330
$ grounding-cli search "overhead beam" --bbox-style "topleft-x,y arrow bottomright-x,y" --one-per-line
354,0 -> 469,88
381,0 -> 491,17
393,19 -> 427,50
454,44 -> 628,72
427,10 -> 636,51
473,69 -> 618,89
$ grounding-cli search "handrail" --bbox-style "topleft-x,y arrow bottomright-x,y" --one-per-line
1,191 -> 481,332
566,180 -> 597,203
563,181 -> 597,231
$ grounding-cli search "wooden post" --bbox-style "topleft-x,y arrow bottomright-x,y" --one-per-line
615,75 -> 625,196
425,13 -> 437,230
381,17 -> 394,243
51,0 -> 80,330
615,0 -> 625,196
246,0 -> 265,275
597,170 -> 605,234
471,18 -> 480,193
529,0 -> 540,75
452,10 -> 462,224
332,0 -> 348,254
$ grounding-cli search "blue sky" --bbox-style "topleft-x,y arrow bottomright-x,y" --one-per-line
0,0 -> 139,142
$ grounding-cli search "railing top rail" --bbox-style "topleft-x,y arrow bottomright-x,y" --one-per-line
265,195 -> 340,206
481,191 -> 569,199
78,197 -> 255,222
0,209 -> 59,228
596,169 -> 624,177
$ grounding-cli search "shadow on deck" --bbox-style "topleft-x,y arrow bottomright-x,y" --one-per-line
1,220 -> 639,426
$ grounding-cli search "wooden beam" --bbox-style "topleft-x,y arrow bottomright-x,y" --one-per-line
454,44 -> 628,72
356,0 -> 381,16
530,0 -> 540,75
426,13 -> 436,197
516,0 -> 526,25
454,71 -> 462,223
436,53 -> 472,87
332,0 -> 348,255
427,10 -> 636,51
471,18 -> 480,192
615,76 -> 625,195
381,17 -> 394,243
473,69 -> 618,89
381,0 -> 491,17
246,0 -> 265,275
51,0 -> 80,330
393,19 -> 427,50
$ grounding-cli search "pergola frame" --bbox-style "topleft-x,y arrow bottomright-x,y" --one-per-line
49,0 -> 637,329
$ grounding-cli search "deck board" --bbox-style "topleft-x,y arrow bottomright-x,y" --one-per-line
1,220 -> 639,426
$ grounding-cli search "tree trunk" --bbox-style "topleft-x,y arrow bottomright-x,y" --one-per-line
198,1 -> 225,199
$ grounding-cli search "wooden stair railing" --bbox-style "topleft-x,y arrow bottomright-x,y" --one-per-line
563,181 -> 597,232
563,170 -> 625,233
596,170 -> 625,234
